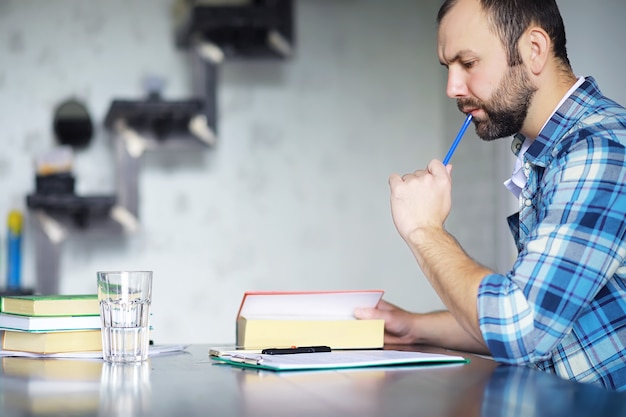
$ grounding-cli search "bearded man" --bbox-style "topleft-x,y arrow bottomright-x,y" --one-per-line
356,0 -> 626,391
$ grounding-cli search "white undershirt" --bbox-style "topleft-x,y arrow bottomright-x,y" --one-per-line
503,76 -> 586,198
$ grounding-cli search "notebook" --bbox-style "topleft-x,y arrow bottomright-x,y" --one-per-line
209,348 -> 469,371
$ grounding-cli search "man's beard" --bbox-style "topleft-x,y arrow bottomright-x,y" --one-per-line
457,64 -> 537,141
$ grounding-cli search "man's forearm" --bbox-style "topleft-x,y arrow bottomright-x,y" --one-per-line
407,226 -> 493,345
414,310 -> 491,355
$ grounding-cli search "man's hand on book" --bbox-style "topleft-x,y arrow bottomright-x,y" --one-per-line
354,300 -> 419,344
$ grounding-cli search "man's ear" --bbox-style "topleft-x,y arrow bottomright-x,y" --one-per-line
524,27 -> 551,75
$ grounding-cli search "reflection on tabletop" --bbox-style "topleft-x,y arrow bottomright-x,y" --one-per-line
235,367 -> 391,417
0,357 -> 103,415
99,361 -> 152,417
389,344 -> 626,417
482,365 -> 626,417
0,356 -> 152,417
227,360 -> 483,417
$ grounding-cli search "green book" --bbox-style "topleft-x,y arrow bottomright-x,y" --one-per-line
0,294 -> 99,317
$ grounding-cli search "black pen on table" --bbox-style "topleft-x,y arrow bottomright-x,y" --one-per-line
261,346 -> 332,355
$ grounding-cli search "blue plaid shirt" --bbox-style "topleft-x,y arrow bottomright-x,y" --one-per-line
478,77 -> 626,391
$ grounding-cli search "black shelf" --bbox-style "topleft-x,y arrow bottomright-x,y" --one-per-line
104,97 -> 205,140
175,0 -> 294,59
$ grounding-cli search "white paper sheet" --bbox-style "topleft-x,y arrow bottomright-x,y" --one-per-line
0,344 -> 188,359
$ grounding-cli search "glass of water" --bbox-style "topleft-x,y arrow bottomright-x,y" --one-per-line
97,271 -> 152,363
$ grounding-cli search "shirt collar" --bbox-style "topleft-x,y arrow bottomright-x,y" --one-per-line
525,76 -> 602,167
504,76 -> 589,198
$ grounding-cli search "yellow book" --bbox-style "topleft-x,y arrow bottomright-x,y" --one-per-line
235,290 -> 385,349
0,294 -> 99,317
1,330 -> 102,354
237,317 -> 384,349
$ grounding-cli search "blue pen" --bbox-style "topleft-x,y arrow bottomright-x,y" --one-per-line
442,114 -> 473,165
7,210 -> 23,290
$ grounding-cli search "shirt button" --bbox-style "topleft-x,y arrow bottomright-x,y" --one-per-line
524,162 -> 531,169
524,199 -> 532,207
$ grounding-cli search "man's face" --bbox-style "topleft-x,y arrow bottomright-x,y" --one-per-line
457,64 -> 537,141
437,0 -> 537,141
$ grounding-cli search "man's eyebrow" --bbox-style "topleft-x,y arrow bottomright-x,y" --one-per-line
439,49 -> 476,66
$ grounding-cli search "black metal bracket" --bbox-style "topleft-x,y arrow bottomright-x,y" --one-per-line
175,0 -> 295,59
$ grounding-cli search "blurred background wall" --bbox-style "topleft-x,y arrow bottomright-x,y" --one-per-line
0,0 -> 624,344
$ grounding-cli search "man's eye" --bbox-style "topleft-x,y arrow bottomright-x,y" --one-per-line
463,61 -> 476,69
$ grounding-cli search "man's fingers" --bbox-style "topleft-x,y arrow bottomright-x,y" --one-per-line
354,307 -> 380,320
389,173 -> 403,187
376,299 -> 399,311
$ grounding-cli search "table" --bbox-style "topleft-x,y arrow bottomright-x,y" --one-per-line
0,344 -> 625,416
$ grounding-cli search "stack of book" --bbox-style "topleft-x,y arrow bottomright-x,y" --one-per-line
0,294 -> 102,354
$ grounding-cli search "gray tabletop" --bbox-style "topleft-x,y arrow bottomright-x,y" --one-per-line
0,344 -> 624,417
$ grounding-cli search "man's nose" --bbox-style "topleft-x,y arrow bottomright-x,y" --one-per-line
446,69 -> 468,99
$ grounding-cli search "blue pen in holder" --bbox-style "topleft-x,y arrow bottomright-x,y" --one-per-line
7,210 -> 23,290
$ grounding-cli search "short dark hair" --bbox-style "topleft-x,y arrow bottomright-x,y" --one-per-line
437,0 -> 571,70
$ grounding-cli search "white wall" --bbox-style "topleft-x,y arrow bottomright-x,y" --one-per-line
0,0 -> 624,344
560,0 -> 626,105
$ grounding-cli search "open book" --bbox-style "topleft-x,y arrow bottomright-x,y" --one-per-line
236,290 -> 385,349
209,348 -> 468,371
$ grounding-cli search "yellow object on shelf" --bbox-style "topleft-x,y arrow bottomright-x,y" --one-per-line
7,210 -> 23,235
